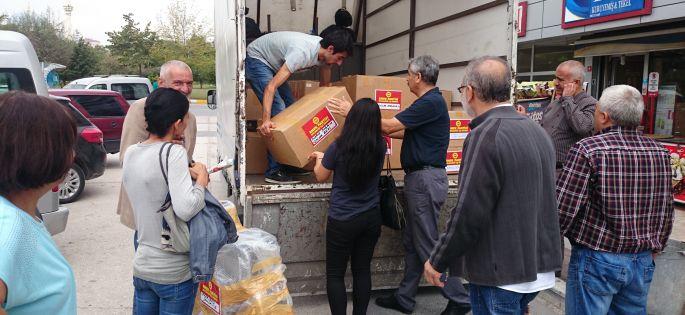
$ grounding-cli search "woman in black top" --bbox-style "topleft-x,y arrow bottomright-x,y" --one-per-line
310,98 -> 387,315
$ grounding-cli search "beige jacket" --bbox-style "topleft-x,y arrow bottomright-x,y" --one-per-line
116,97 -> 197,229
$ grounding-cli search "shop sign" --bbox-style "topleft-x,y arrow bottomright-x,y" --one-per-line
562,0 -> 653,29
517,2 -> 527,37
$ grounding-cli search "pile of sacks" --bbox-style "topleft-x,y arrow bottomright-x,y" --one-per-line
193,201 -> 293,315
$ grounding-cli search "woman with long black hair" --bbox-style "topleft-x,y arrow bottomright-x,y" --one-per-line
310,98 -> 387,315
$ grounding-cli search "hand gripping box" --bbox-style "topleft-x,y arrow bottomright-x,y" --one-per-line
266,87 -> 351,168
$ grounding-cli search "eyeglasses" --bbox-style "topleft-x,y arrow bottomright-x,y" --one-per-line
457,85 -> 467,93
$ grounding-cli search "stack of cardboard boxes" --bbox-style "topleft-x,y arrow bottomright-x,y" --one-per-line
447,110 -> 470,174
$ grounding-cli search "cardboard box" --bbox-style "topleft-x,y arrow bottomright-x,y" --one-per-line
245,88 -> 263,121
334,75 -> 417,119
446,139 -> 464,174
288,80 -> 320,100
246,132 -> 268,175
449,111 -> 471,140
267,87 -> 351,168
441,90 -> 453,110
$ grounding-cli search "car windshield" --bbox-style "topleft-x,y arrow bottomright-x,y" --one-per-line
64,83 -> 87,89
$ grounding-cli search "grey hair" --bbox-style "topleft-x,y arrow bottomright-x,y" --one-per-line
557,60 -> 585,81
408,55 -> 440,85
598,85 -> 644,127
160,60 -> 192,79
462,56 -> 511,103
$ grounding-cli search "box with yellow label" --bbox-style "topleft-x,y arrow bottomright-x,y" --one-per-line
267,87 -> 351,168
449,111 -> 471,140
334,75 -> 417,119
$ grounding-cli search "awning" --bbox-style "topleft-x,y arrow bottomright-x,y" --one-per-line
574,41 -> 685,57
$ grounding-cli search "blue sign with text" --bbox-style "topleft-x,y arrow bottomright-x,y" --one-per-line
564,0 -> 648,25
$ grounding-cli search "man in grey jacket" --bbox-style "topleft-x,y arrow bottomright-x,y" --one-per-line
517,60 -> 596,170
424,56 -> 562,315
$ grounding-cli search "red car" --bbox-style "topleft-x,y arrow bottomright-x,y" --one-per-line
50,89 -> 130,154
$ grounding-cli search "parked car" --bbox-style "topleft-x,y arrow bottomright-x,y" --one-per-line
0,30 -> 68,235
63,75 -> 152,104
50,89 -> 130,154
51,95 -> 107,203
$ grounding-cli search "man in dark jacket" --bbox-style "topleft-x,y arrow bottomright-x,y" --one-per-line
424,56 -> 562,315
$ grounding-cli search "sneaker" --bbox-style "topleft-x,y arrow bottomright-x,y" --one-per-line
375,293 -> 412,314
441,301 -> 471,315
281,165 -> 312,176
265,169 -> 301,184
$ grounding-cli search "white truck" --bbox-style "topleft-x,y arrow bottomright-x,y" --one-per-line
0,30 -> 69,235
212,0 -> 518,295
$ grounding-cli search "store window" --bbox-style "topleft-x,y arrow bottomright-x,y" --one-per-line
650,50 -> 685,136
533,46 -> 578,72
518,48 -> 532,73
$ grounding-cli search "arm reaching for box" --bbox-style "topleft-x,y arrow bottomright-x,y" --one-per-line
259,65 -> 292,138
328,97 -> 406,136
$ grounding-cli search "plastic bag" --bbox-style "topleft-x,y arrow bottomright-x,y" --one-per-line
193,201 -> 293,315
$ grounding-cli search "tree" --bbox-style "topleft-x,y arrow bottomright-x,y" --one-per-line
0,10 -> 74,66
185,35 -> 215,88
106,13 -> 157,75
62,38 -> 100,81
157,0 -> 205,46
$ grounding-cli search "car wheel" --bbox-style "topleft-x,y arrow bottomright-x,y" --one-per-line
59,164 -> 85,203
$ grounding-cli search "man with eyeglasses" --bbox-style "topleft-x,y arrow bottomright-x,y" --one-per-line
517,60 -> 596,172
116,60 -> 198,241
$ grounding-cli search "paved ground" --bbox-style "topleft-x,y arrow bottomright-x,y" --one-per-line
52,105 -> 683,314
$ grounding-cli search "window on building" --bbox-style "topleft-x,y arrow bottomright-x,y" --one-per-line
650,50 -> 685,136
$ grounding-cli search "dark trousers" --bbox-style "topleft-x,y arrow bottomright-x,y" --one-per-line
326,209 -> 382,315
396,168 -> 470,310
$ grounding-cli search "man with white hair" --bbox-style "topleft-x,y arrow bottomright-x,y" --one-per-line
519,60 -> 597,171
556,85 -> 674,314
116,60 -> 197,232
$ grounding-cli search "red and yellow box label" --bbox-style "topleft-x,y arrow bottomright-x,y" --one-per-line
450,119 -> 471,140
198,281 -> 221,314
375,89 -> 402,111
302,106 -> 339,146
445,150 -> 462,173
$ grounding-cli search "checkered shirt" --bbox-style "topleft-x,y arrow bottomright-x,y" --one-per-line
556,126 -> 674,253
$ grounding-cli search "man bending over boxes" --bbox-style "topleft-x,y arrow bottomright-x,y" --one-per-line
246,28 -> 354,184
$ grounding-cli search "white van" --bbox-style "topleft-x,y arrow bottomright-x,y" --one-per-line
64,75 -> 153,104
0,30 -> 69,235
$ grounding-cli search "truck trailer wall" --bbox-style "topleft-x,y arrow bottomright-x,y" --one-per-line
364,0 -> 513,96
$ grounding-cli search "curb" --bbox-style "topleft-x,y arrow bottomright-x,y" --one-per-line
191,99 -> 208,105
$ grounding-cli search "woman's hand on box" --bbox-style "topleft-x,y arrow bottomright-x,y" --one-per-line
328,98 -> 352,117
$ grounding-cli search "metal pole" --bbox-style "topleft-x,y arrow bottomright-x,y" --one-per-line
510,0 -> 519,103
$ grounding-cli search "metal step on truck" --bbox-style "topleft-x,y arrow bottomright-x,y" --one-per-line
210,0 -> 518,295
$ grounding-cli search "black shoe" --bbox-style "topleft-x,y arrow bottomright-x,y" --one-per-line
441,301 -> 471,315
282,165 -> 312,176
375,294 -> 412,314
265,170 -> 301,184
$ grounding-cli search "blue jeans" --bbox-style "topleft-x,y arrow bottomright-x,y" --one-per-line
566,246 -> 655,315
133,277 -> 198,315
245,56 -> 296,175
469,284 -> 538,315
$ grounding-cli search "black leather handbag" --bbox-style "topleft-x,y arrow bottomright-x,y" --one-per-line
379,157 -> 406,230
